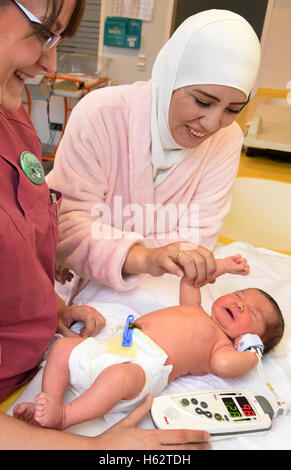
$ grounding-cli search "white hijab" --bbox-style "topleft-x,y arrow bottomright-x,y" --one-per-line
151,9 -> 261,186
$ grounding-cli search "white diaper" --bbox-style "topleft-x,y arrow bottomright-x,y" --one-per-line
68,327 -> 173,413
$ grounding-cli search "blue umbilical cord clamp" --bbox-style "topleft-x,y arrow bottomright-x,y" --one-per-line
122,314 -> 135,347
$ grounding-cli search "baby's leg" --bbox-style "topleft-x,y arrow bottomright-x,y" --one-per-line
14,337 -> 83,425
36,362 -> 146,429
33,336 -> 84,429
41,337 -> 84,402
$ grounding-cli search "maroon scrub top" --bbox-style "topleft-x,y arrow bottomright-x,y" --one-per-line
0,106 -> 60,401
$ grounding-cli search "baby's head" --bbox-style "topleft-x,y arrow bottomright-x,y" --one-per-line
211,288 -> 284,353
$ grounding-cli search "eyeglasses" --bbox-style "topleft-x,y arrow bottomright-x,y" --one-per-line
12,0 -> 62,50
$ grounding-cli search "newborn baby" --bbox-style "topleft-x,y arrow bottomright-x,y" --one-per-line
14,255 -> 284,429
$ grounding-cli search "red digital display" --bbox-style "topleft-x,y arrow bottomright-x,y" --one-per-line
236,396 -> 256,417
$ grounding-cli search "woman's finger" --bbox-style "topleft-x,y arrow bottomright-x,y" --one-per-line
158,428 -> 211,447
158,255 -> 184,277
195,246 -> 217,281
172,243 -> 216,285
57,320 -> 78,337
115,395 -> 154,428
175,250 -> 206,284
146,249 -> 184,277
72,307 -> 106,337
175,249 -> 211,285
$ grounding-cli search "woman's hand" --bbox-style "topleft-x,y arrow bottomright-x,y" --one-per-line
0,395 -> 210,450
55,262 -> 74,284
96,395 -> 211,450
123,242 -> 216,287
56,297 -> 106,338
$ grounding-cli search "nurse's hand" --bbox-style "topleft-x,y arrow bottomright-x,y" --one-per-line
55,262 -> 74,284
123,242 -> 216,287
56,296 -> 106,338
97,395 -> 211,450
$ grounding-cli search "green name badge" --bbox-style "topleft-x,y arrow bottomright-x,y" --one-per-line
20,151 -> 45,185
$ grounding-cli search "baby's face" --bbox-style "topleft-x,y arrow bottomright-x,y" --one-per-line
211,288 -> 274,339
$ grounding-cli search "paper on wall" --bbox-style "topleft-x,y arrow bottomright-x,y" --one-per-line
110,0 -> 155,21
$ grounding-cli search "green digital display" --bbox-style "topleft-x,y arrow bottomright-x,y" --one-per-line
222,397 -> 242,418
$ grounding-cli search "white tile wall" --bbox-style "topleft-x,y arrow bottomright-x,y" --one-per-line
258,0 -> 291,89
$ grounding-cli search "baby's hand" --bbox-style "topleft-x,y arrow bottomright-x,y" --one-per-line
223,255 -> 250,275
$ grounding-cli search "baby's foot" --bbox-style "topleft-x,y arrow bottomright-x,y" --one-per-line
34,392 -> 66,429
13,402 -> 38,425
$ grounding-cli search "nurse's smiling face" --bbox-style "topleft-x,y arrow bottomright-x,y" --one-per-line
0,0 -> 76,111
168,84 -> 247,148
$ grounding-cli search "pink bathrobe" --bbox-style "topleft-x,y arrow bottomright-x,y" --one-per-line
47,80 -> 243,291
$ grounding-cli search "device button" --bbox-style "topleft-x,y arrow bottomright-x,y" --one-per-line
205,411 -> 213,418
195,407 -> 203,415
200,401 -> 208,408
191,398 -> 198,405
180,398 -> 190,407
214,413 -> 223,421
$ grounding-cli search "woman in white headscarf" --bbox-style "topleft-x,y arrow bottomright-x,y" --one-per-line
47,9 -> 261,292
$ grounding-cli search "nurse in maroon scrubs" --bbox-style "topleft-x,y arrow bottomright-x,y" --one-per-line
0,0 -> 210,450
0,0 -> 107,403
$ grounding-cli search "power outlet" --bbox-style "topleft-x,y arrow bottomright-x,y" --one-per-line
137,54 -> 146,71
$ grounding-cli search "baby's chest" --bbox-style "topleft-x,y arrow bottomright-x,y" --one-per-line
193,318 -> 229,353
195,315 -> 220,339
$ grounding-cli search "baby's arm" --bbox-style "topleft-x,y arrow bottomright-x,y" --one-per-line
180,276 -> 202,305
210,344 -> 259,378
180,255 -> 249,306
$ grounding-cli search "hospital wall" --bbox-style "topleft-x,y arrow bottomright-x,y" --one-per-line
27,0 -> 291,147
257,0 -> 291,89
99,0 -> 291,89
99,0 -> 175,85
27,0 -> 175,146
